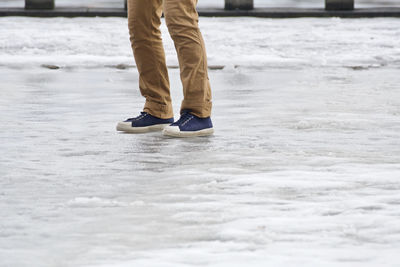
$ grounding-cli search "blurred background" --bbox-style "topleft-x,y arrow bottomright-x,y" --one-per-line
1,0 -> 400,8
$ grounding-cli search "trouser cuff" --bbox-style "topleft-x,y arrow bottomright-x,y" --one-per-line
143,100 -> 173,119
180,99 -> 212,118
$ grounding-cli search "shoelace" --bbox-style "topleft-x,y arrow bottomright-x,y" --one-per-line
127,112 -> 147,121
172,112 -> 193,126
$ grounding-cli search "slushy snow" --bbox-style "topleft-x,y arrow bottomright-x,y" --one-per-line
1,16 -> 400,267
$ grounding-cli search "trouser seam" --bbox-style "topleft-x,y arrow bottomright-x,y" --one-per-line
150,4 -> 159,98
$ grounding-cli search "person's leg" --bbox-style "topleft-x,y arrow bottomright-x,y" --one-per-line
127,0 -> 173,119
162,0 -> 213,137
163,0 -> 212,118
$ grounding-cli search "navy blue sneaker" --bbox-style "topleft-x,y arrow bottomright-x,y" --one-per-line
163,110 -> 214,137
116,112 -> 174,133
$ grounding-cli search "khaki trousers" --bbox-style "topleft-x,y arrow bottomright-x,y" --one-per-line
127,0 -> 212,119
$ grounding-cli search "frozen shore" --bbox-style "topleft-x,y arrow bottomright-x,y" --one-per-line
1,17 -> 400,70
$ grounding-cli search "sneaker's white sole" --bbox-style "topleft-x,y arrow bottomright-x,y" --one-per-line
116,122 -> 170,133
162,126 -> 214,137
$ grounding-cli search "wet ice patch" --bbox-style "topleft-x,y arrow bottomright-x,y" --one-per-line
67,197 -> 125,207
293,118 -> 371,131
66,197 -> 145,208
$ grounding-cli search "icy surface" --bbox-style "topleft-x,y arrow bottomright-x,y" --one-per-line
1,17 -> 400,70
1,17 -> 400,267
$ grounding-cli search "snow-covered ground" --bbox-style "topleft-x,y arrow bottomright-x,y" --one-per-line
1,0 -> 400,8
1,17 -> 400,70
1,17 -> 400,267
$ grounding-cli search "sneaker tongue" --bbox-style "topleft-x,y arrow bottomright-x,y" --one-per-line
180,110 -> 191,115
126,112 -> 147,121
171,111 -> 193,126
